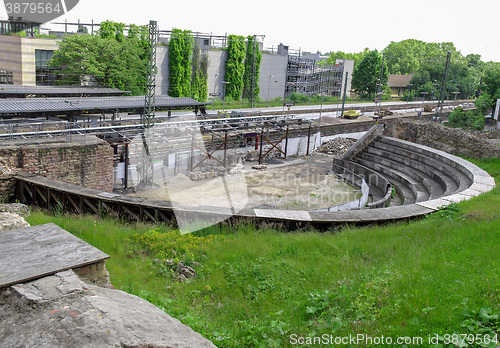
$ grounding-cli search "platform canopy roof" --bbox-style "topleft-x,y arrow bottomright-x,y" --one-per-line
0,85 -> 130,98
0,95 -> 210,115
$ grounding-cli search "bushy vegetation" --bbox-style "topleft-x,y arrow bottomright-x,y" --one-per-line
25,157 -> 500,347
448,107 -> 485,131
224,35 -> 246,101
50,20 -> 149,95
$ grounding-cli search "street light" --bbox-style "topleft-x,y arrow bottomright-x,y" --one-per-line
267,75 -> 274,108
222,81 -> 229,111
406,83 -> 413,113
213,73 -> 219,111
420,91 -> 428,119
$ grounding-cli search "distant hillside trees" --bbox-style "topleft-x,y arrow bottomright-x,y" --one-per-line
383,39 -> 483,101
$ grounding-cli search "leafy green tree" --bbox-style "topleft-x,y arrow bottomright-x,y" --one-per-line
325,49 -> 368,68
50,26 -> 148,95
384,39 -> 426,75
98,20 -> 126,42
482,62 -> 500,100
474,93 -> 493,115
190,45 -> 208,102
168,29 -> 194,98
243,35 -> 262,103
383,39 -> 484,100
448,107 -> 485,131
225,35 -> 246,101
351,50 -> 388,99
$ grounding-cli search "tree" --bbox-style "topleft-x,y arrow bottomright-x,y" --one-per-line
168,29 -> 194,98
224,35 -> 246,101
98,20 -> 126,42
482,62 -> 500,100
383,39 -> 485,101
190,45 -> 209,102
242,35 -> 262,103
50,26 -> 148,95
324,49 -> 368,68
448,107 -> 484,131
351,50 -> 388,99
384,39 -> 426,75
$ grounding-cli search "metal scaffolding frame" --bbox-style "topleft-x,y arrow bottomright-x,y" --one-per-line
285,57 -> 344,98
141,20 -> 158,187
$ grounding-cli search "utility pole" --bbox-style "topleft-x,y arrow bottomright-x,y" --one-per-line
376,53 -> 385,117
251,35 -> 257,108
141,20 -> 157,187
340,72 -> 349,118
436,51 -> 451,119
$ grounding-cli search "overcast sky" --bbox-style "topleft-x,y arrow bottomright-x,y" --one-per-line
2,0 -> 499,62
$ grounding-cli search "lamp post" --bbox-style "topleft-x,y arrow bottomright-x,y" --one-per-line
453,91 -> 460,100
267,75 -> 274,108
222,81 -> 229,111
420,91 -> 428,119
406,83 -> 413,113
213,73 -> 219,111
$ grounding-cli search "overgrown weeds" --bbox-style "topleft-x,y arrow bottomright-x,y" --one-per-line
25,157 -> 500,347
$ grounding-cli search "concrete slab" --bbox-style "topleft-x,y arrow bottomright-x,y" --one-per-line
458,188 -> 486,198
468,182 -> 496,193
441,194 -> 471,204
473,175 -> 496,187
416,199 -> 451,210
254,209 -> 312,221
0,223 -> 109,288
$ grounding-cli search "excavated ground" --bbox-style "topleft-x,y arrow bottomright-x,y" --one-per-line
132,153 -> 362,211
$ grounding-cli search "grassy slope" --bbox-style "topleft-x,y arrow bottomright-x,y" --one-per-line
26,158 -> 500,347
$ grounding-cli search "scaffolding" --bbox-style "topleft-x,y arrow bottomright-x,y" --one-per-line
285,57 -> 344,98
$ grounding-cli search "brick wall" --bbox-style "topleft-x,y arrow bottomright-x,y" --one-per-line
0,136 -> 114,200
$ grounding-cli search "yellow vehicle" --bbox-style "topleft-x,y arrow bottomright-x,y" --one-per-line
344,110 -> 362,119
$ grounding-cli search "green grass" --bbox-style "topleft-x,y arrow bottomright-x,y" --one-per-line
26,158 -> 500,347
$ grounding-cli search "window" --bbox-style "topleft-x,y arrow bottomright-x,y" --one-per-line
0,71 -> 13,84
35,49 -> 57,85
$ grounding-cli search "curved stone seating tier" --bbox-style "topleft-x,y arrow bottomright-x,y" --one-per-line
14,136 -> 496,229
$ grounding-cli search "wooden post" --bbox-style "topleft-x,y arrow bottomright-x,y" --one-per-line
258,130 -> 264,164
284,127 -> 289,160
124,142 -> 129,189
223,131 -> 228,167
190,134 -> 195,171
306,123 -> 312,156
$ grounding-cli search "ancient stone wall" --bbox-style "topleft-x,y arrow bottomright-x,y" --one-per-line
384,119 -> 500,159
0,136 -> 113,200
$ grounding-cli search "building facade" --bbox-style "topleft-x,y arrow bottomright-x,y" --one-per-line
0,33 -> 353,103
0,35 -> 59,86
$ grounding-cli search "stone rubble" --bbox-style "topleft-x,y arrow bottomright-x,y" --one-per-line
318,137 -> 357,157
0,270 -> 216,348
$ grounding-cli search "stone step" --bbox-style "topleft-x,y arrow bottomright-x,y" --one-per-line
357,152 -> 431,202
372,138 -> 472,194
354,157 -> 417,205
361,146 -> 448,199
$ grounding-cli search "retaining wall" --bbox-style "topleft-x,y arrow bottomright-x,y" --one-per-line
0,135 -> 113,201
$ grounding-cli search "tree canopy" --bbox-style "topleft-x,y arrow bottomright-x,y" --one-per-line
351,50 -> 389,99
168,29 -> 194,98
50,20 -> 148,95
242,35 -> 262,103
324,48 -> 369,68
224,35 -> 246,101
